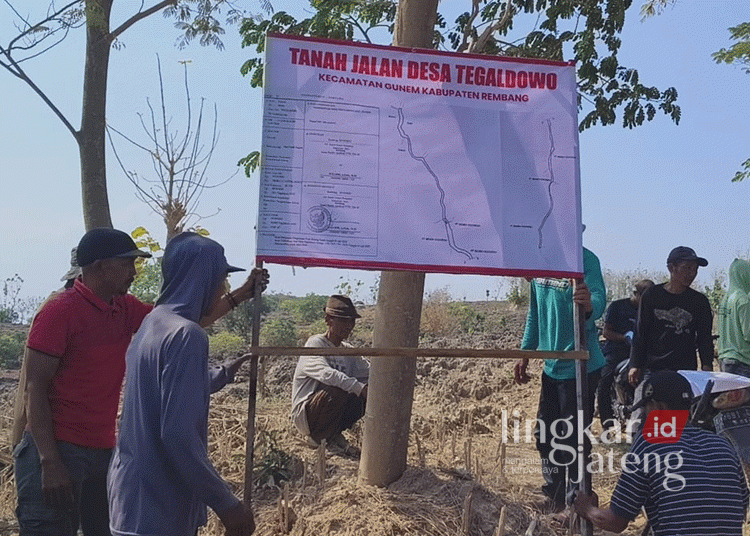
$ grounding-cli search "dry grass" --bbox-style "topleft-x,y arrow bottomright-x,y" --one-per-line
0,362 -> 658,536
2,331 -> 749,536
197,387 -> 571,536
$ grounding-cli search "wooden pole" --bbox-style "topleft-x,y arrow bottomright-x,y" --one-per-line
573,279 -> 593,536
243,260 -> 264,506
246,346 -> 588,360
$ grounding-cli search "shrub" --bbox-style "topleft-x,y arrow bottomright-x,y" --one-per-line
298,319 -> 327,344
506,278 -> 529,307
281,293 -> 327,324
449,303 -> 485,334
0,333 -> 25,369
129,260 -> 162,304
220,294 -> 277,342
260,316 -> 298,347
704,273 -> 727,313
421,287 -> 458,337
254,429 -> 293,487
208,331 -> 246,357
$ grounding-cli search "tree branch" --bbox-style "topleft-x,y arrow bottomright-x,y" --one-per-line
110,0 -> 177,41
457,0 -> 481,53
6,0 -> 81,50
0,45 -> 78,140
469,0 -> 515,54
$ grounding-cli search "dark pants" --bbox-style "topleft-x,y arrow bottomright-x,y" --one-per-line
306,384 -> 366,443
721,358 -> 750,378
535,370 -> 600,505
596,350 -> 629,428
14,432 -> 111,536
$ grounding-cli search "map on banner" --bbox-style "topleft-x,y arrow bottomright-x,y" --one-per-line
256,35 -> 583,277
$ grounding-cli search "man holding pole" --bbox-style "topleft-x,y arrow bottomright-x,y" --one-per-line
514,247 -> 606,514
107,232 -> 267,536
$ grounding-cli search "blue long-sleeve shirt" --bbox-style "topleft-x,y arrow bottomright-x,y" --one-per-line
108,233 -> 244,536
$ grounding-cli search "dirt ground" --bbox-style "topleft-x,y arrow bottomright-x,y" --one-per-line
0,303 -> 673,535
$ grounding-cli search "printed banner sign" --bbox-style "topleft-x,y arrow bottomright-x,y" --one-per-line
256,34 -> 583,277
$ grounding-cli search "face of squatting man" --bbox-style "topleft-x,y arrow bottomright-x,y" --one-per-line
327,315 -> 356,341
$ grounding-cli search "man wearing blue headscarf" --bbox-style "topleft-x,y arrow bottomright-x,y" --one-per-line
108,232 -> 267,536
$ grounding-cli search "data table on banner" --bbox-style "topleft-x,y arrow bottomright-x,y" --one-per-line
257,35 -> 584,277
260,97 -> 380,257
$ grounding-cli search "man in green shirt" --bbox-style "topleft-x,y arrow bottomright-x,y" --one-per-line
514,247 -> 606,510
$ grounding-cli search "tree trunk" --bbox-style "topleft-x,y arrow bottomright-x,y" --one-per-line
79,0 -> 114,230
358,0 -> 438,487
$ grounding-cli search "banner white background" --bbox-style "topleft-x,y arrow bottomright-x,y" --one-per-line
257,35 -> 583,277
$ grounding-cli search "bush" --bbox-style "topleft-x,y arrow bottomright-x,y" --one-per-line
220,294 -> 277,342
421,288 -> 458,337
254,429 -> 293,487
130,260 -> 162,304
281,293 -> 327,324
298,319 -> 327,344
506,278 -> 529,307
208,331 -> 246,357
449,303 -> 485,334
260,316 -> 298,347
704,273 -> 727,313
0,333 -> 25,369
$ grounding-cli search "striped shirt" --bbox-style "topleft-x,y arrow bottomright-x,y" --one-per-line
610,425 -> 749,535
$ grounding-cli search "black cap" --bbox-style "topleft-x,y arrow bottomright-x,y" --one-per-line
632,370 -> 693,411
667,246 -> 708,267
76,228 -> 152,267
324,295 -> 361,319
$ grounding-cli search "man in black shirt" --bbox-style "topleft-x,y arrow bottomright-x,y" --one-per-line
628,247 -> 714,427
597,279 -> 654,430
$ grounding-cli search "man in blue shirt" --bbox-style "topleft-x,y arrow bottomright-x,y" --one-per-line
575,370 -> 748,535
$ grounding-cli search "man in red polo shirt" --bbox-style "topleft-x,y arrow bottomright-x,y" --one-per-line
14,228 -> 267,536
15,228 -> 152,536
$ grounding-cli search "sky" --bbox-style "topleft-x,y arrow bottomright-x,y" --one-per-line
1,0 -> 749,305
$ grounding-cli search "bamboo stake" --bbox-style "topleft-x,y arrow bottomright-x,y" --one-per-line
451,429 -> 457,461
464,437 -> 472,473
415,433 -> 425,468
317,439 -> 327,484
283,482 -> 290,533
276,495 -> 283,532
461,489 -> 474,535
438,416 -> 445,449
499,444 -> 507,479
495,433 -> 503,460
494,506 -> 507,536
524,515 -> 539,536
